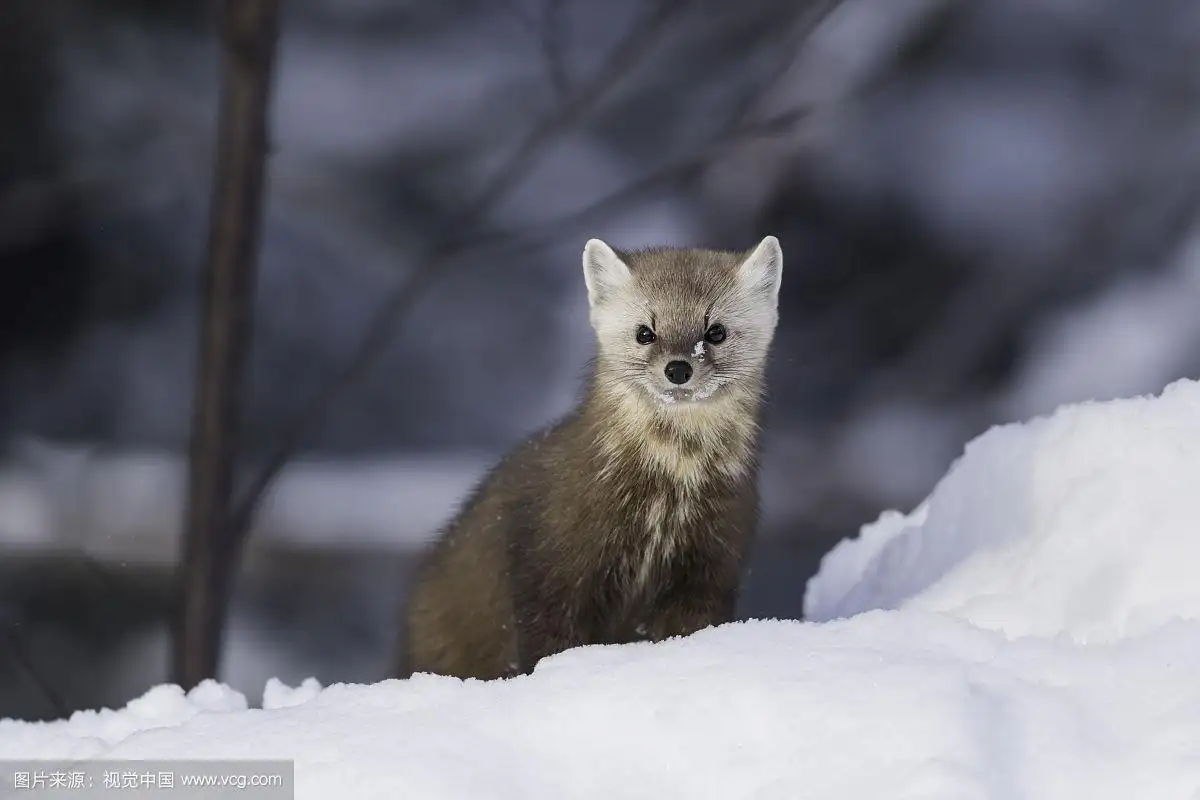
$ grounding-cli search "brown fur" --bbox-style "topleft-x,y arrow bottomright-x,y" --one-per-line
398,241 -> 779,679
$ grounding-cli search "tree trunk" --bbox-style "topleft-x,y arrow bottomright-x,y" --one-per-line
173,0 -> 281,690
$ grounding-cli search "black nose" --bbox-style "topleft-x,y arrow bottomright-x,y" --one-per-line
664,360 -> 693,385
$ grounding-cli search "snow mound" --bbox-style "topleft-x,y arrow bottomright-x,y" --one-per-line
4,616 -> 1200,799
805,377 -> 1200,643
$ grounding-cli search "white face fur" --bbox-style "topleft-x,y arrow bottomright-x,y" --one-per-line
582,236 -> 783,412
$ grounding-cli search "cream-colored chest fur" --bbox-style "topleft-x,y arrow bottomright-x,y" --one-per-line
631,489 -> 699,594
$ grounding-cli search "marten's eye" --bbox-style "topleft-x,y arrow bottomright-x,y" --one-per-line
635,325 -> 656,345
704,323 -> 727,345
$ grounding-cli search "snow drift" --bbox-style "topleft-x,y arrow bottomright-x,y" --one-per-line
7,380 -> 1200,798
805,377 -> 1200,642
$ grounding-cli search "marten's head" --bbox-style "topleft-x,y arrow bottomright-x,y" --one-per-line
582,236 -> 782,415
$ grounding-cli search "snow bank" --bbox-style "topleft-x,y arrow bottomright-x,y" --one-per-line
806,377 -> 1200,643
8,380 -> 1200,797
4,616 -> 1200,799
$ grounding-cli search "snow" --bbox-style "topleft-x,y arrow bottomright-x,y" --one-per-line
806,377 -> 1200,643
8,379 -> 1200,797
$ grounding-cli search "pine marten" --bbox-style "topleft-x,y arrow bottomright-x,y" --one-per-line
399,236 -> 783,679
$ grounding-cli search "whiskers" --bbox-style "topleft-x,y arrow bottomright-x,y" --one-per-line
600,357 -> 652,385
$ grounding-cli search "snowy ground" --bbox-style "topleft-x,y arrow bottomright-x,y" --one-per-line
6,380 -> 1200,798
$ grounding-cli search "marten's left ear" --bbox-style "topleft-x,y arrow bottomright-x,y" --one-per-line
737,235 -> 783,304
582,238 -> 632,307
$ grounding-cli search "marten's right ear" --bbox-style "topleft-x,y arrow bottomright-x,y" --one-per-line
582,239 -> 631,307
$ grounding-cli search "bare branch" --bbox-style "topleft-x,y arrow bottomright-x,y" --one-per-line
173,0 -> 280,690
471,0 -> 849,256
718,0 -> 847,130
444,0 -> 684,236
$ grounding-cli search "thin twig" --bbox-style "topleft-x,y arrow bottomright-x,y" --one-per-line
717,0 -> 847,131
496,0 -> 573,98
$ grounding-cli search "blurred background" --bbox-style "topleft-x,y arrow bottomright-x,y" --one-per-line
4,0 -> 1200,720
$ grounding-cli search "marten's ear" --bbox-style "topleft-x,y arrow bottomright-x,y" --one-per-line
737,235 -> 783,304
582,238 -> 632,307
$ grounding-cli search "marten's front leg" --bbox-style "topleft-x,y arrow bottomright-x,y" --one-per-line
644,556 -> 739,641
509,550 -> 590,673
